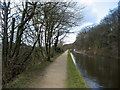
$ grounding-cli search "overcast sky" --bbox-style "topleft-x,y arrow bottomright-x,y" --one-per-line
63,0 -> 118,44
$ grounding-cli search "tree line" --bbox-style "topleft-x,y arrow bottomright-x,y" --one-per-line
0,1 -> 83,85
75,7 -> 118,58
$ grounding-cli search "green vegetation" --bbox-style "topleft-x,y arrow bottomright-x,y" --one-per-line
67,51 -> 88,88
3,52 -> 63,88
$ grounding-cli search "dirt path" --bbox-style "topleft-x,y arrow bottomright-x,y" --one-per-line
30,50 -> 68,88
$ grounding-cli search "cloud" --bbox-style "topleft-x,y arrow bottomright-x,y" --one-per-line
63,33 -> 77,44
63,22 -> 93,44
71,22 -> 93,32
83,3 -> 99,24
74,0 -> 119,3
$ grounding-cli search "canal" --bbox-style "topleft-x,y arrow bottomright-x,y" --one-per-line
71,51 -> 119,88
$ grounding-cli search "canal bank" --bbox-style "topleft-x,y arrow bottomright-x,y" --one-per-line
72,50 -> 119,88
67,51 -> 88,88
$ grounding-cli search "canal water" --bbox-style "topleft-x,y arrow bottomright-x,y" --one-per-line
71,51 -> 119,88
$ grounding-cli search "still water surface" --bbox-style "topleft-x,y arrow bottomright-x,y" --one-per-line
72,51 -> 119,88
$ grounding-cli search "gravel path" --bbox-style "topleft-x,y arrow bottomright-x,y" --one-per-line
30,50 -> 68,88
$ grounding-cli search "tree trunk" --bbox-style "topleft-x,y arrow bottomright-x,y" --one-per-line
9,18 -> 15,57
2,2 -> 10,85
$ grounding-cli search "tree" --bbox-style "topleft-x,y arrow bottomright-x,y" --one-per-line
74,7 -> 118,57
1,1 -> 37,84
0,1 -> 83,85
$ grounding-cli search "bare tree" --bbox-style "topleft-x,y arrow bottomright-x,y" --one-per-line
1,1 -> 37,84
1,1 -> 83,85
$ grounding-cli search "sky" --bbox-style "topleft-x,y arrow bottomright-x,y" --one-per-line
63,0 -> 119,44
0,0 -> 119,44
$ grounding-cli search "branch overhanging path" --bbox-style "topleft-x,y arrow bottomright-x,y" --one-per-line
30,50 -> 68,88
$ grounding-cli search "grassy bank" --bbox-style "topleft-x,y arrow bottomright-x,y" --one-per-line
3,52 -> 63,88
67,51 -> 87,88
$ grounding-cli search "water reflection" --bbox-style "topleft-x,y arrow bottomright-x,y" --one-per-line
72,51 -> 119,88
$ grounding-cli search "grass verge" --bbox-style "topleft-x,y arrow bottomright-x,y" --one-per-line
67,51 -> 88,88
3,52 -> 63,88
